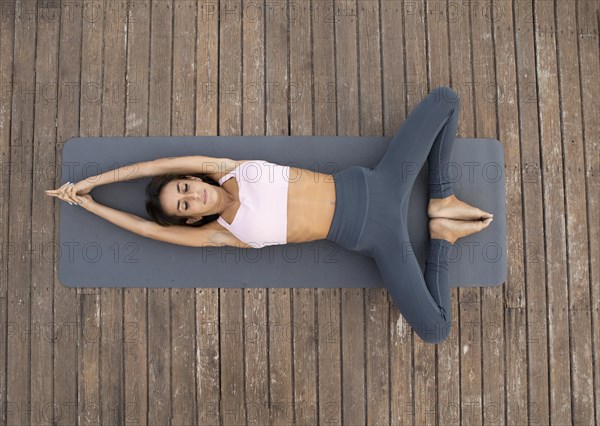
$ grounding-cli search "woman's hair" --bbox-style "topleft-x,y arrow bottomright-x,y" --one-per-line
145,173 -> 221,227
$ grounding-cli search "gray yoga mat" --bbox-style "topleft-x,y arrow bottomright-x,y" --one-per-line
58,136 -> 507,288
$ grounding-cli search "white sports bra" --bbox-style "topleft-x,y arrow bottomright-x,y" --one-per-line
216,160 -> 290,248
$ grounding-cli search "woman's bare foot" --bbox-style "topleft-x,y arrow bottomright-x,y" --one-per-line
428,194 -> 493,220
429,217 -> 493,245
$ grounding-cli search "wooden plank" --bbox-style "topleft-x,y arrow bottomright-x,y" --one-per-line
147,288 -> 170,424
554,0 -> 594,422
499,1 -> 535,424
100,0 -> 128,422
123,0 -> 151,424
380,1 -> 414,424
447,2 -> 485,423
292,289 -> 317,425
289,0 -> 315,136
268,289 -> 293,425
469,2 -> 509,425
147,1 -> 173,424
531,1 -> 571,424
341,286 -> 365,425
0,2 -> 16,424
241,0 -> 265,136
317,288 -> 341,425
356,1 -> 389,424
264,1 -> 294,423
195,0 -> 218,136
577,1 -> 600,424
492,1 -> 528,425
52,1 -> 86,425
197,289 -> 221,425
357,0 -> 383,136
289,1 -> 318,423
77,3 -> 105,423
365,288 -> 389,424
79,295 -> 100,425
6,1 -> 37,424
218,0 -> 245,423
337,3 -> 366,423
312,1 -> 341,423
239,1 -> 269,423
123,287 -> 147,426
425,1 -> 460,423
404,1 -> 438,424
450,3 -> 504,423
244,288 -> 268,424
171,1 -> 198,424
195,0 -> 220,424
220,288 -> 245,425
30,2 -> 60,424
517,1 -> 555,422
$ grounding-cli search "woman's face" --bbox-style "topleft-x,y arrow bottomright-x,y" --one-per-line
159,176 -> 213,219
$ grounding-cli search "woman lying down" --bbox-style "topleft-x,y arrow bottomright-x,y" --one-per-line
47,87 -> 493,344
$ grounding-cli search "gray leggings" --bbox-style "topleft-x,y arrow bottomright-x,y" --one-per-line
325,87 -> 460,344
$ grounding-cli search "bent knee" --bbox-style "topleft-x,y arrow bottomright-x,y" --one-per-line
415,319 -> 452,344
430,86 -> 460,107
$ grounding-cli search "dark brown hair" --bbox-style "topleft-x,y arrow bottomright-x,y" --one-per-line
145,173 -> 221,227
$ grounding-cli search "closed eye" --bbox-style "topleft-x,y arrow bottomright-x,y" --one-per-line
177,182 -> 190,212
184,183 -> 189,209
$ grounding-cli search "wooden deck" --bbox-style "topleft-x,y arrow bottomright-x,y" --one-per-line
0,0 -> 598,424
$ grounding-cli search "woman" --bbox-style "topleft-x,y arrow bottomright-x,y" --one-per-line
47,87 -> 493,344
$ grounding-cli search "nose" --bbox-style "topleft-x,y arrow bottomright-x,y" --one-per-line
183,193 -> 199,203
179,192 -> 198,206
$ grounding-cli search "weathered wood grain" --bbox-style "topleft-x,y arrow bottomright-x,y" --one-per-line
195,1 -> 221,424
406,1 -> 438,425
577,1 -> 600,424
6,1 -> 37,424
123,1 -> 150,424
380,1 -> 415,424
31,2 -> 59,425
0,1 -> 597,424
53,1 -> 85,425
289,1 -> 319,423
555,0 -> 594,423
313,2 -> 342,424
148,1 -> 174,424
100,0 -> 128,423
0,0 -> 14,422
470,1 -> 509,425
426,1 -> 461,424
171,1 -> 199,424
533,0 -> 571,424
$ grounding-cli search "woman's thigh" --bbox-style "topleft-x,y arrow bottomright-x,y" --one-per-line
371,232 -> 451,343
373,87 -> 459,191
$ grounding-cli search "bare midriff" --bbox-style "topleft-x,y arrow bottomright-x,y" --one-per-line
285,166 -> 337,243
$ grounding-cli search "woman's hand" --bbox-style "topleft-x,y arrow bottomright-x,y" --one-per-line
45,182 -> 95,209
68,178 -> 95,195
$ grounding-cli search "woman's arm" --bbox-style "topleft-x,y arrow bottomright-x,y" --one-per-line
86,199 -> 152,238
85,199 -> 224,247
84,155 -> 231,188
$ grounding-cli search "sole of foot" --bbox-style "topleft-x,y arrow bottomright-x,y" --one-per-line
428,194 -> 494,220
429,217 -> 493,245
